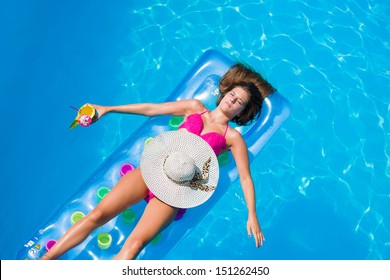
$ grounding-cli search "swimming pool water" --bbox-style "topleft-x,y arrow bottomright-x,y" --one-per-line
0,0 -> 389,260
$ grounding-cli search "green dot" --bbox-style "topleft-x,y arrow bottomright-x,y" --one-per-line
71,211 -> 85,224
122,209 -> 136,224
218,152 -> 229,165
97,233 -> 112,250
144,137 -> 154,146
97,187 -> 110,203
168,116 -> 183,130
151,233 -> 162,245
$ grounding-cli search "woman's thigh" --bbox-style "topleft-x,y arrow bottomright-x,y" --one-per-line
126,197 -> 178,243
94,167 -> 148,219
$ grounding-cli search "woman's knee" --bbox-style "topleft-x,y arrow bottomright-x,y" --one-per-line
127,238 -> 146,253
86,208 -> 110,227
117,236 -> 148,259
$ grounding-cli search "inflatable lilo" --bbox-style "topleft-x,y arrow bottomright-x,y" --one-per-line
17,50 -> 291,260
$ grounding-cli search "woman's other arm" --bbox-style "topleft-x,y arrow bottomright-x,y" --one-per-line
229,130 -> 265,248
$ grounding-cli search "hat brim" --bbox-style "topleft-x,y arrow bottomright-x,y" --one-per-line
140,130 -> 219,208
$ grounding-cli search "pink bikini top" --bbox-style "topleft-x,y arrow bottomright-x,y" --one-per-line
179,110 -> 228,156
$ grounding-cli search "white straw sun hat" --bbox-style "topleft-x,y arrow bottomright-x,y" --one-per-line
140,130 -> 219,208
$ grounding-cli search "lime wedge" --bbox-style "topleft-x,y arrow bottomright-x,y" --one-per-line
69,119 -> 79,130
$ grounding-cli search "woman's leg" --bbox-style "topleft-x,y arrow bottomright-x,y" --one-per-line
113,197 -> 179,260
42,168 -> 148,260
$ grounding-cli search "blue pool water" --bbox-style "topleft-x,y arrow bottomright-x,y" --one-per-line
0,0 -> 389,260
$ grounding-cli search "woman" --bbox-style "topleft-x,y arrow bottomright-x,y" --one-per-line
41,63 -> 276,260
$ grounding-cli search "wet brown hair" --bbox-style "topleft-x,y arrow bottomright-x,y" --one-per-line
217,63 -> 276,125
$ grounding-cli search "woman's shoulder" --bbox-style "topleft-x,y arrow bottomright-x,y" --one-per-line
185,99 -> 207,115
225,126 -> 245,147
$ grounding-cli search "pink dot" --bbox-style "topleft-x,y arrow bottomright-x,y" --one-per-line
120,163 -> 135,177
46,239 -> 57,251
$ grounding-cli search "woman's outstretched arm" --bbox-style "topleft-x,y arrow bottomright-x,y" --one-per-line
90,99 -> 206,120
228,129 -> 265,248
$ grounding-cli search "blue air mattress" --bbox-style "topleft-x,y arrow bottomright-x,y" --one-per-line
16,49 -> 291,260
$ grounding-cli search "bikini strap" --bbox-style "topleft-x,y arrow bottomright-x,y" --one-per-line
200,110 -> 209,115
223,124 -> 229,137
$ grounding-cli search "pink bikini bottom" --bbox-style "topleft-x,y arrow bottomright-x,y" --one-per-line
144,189 -> 186,221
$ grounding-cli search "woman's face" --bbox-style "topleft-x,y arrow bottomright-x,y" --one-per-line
219,86 -> 250,119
